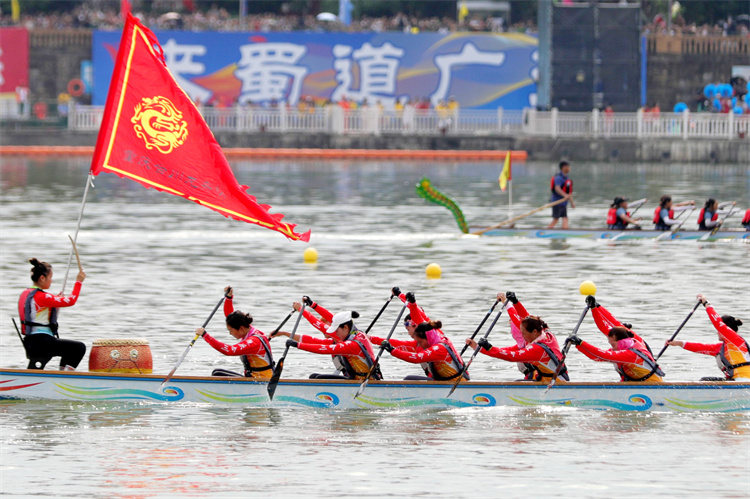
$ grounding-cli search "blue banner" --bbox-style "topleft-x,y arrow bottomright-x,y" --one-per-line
93,30 -> 538,110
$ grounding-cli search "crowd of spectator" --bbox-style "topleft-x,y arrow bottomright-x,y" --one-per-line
643,14 -> 750,37
0,4 -> 532,34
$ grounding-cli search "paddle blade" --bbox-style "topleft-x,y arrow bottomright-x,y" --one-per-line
354,378 -> 369,399
267,357 -> 285,400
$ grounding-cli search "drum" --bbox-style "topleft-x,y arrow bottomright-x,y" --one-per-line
89,338 -> 153,374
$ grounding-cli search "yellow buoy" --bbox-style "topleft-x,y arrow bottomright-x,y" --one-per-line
303,247 -> 318,264
425,263 -> 442,279
579,280 -> 597,296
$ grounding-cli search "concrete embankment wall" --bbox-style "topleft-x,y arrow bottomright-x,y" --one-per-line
2,128 -> 748,163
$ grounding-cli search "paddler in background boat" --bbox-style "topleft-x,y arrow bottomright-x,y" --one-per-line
195,286 -> 274,380
273,307 -> 382,380
568,297 -> 664,382
465,291 -> 569,382
666,294 -> 750,381
18,258 -> 87,370
697,198 -> 723,231
653,195 -> 695,230
547,161 -> 575,229
606,197 -> 642,230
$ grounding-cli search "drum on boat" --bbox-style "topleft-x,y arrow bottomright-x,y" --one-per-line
89,338 -> 153,374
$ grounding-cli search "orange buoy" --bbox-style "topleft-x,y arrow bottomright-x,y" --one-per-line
67,78 -> 85,97
89,338 -> 153,374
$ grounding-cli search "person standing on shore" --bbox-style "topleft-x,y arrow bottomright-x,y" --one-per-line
547,161 -> 574,229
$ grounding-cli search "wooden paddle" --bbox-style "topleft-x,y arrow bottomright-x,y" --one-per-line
546,303 -> 591,391
354,300 -> 408,399
655,206 -> 695,242
472,197 -> 570,236
447,300 -> 509,397
699,202 -> 737,241
67,235 -> 83,272
267,301 -> 306,400
161,292 -> 229,387
653,300 -> 702,361
459,297 -> 501,357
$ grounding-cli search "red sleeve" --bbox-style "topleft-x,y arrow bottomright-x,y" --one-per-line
407,301 -> 429,324
591,305 -> 623,335
299,334 -> 333,345
391,344 -> 449,364
312,303 -> 333,322
369,336 -> 417,349
705,305 -> 747,349
513,300 -> 529,320
298,338 -> 362,355
223,298 -> 234,317
507,305 -> 521,328
302,309 -> 329,334
203,333 -> 264,356
683,341 -> 722,356
34,281 -> 82,308
576,341 -> 638,364
481,343 -> 546,362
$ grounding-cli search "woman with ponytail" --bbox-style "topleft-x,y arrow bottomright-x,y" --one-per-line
666,294 -> 749,381
17,257 -> 86,370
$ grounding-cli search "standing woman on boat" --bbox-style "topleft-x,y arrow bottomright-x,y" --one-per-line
606,197 -> 641,230
653,195 -> 695,230
547,161 -> 575,229
697,198 -> 722,231
18,258 -> 87,370
274,309 -> 382,380
666,294 -> 750,381
465,292 -> 569,382
196,287 -> 274,380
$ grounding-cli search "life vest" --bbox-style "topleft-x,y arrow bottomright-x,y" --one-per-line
239,327 -> 275,379
614,346 -> 664,382
550,174 -> 572,195
653,207 -> 673,229
523,333 -> 569,381
18,288 -> 58,336
715,339 -> 750,380
697,208 -> 718,230
425,342 -> 469,381
607,208 -> 630,230
333,331 -> 382,380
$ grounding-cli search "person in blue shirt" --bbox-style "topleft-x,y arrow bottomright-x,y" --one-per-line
547,161 -> 575,229
606,197 -> 642,230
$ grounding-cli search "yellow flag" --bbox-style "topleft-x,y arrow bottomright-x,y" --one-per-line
498,151 -> 511,191
458,2 -> 469,23
11,0 -> 20,22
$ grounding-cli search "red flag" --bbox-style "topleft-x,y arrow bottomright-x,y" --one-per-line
90,14 -> 309,242
120,0 -> 131,19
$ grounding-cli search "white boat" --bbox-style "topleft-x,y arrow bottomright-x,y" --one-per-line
474,227 -> 750,241
1,368 -> 748,412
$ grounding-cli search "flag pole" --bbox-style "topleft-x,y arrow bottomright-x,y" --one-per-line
60,173 -> 94,294
509,178 -> 513,219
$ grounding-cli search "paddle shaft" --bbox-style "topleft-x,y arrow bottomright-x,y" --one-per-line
354,301 -> 408,399
271,310 -> 295,335
459,298 -> 501,357
161,294 -> 226,386
656,206 -> 695,241
448,300 -> 509,397
267,302 -> 306,400
364,295 -> 393,335
547,304 -> 590,390
67,235 -> 83,272
472,197 -> 569,235
703,204 -> 737,239
654,300 -> 702,361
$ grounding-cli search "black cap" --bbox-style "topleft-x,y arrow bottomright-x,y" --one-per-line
613,197 -> 627,207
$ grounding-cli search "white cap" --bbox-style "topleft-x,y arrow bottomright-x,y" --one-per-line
326,311 -> 353,334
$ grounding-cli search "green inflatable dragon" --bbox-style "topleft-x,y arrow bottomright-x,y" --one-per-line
415,177 -> 469,234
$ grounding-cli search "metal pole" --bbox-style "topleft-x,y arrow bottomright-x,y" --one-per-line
61,173 -> 94,294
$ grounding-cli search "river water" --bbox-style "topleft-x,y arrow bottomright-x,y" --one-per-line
0,157 -> 748,497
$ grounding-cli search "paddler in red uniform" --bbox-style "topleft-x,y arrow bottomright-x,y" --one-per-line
196,286 -> 274,380
465,291 -> 569,382
653,195 -> 695,230
567,297 -> 663,383
379,318 -> 468,381
697,198 -> 722,231
666,294 -> 750,381
18,257 -> 87,370
275,308 -> 382,380
742,209 -> 750,230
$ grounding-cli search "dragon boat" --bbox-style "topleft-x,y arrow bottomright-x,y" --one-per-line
1,368 -> 748,412
471,227 -> 749,241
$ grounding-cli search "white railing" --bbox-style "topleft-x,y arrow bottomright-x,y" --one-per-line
65,104 -> 749,140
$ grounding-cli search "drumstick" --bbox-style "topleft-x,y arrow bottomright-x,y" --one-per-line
68,235 -> 83,272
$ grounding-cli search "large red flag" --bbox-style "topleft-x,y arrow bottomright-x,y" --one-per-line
90,14 -> 310,242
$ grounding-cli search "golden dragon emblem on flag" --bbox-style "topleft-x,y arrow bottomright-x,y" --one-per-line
131,96 -> 188,154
